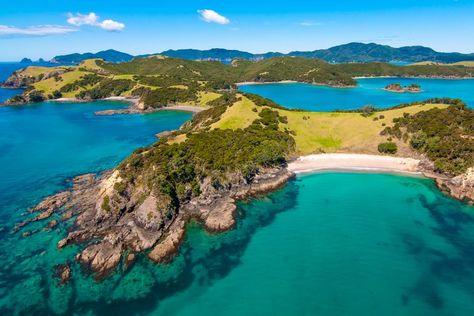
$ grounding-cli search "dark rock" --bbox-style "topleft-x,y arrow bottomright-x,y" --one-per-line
55,263 -> 71,285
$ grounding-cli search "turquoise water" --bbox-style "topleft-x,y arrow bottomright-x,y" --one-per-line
239,78 -> 474,111
1,63 -> 474,315
2,172 -> 473,315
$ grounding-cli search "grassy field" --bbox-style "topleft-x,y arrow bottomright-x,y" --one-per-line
33,70 -> 92,97
196,91 -> 221,107
209,95 -> 448,155
278,103 -> 447,154
411,61 -> 474,67
80,59 -> 105,71
211,96 -> 260,129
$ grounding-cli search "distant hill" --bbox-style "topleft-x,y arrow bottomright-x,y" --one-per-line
50,49 -> 134,64
158,48 -> 284,61
159,43 -> 474,63
47,43 -> 474,64
289,43 -> 474,63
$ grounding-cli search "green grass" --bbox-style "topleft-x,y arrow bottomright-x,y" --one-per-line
33,70 -> 92,97
411,61 -> 474,67
211,96 -> 260,129
208,96 -> 448,155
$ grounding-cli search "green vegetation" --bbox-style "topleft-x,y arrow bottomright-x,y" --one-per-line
101,195 -> 111,212
117,103 -> 295,211
7,55 -> 474,107
206,94 -> 448,154
378,142 -> 398,154
140,87 -> 197,108
76,79 -> 135,99
383,101 -> 474,175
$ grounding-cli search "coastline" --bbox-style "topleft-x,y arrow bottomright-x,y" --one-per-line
236,80 -> 357,89
354,75 -> 474,80
287,153 -> 473,204
28,96 -> 205,115
287,153 -> 423,176
94,104 -> 205,116
382,88 -> 423,93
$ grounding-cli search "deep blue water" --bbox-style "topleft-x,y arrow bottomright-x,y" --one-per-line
239,78 -> 474,111
0,62 -> 66,104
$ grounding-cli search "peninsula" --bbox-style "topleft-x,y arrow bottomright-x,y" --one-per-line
4,56 -> 473,283
16,92 -> 474,282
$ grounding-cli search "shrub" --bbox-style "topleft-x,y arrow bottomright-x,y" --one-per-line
378,142 -> 398,154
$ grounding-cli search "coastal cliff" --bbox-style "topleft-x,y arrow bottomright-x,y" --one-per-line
435,167 -> 474,204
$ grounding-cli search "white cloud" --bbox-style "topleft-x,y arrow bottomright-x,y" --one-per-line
67,12 -> 125,31
67,12 -> 99,27
99,20 -> 125,31
0,25 -> 77,37
299,21 -> 322,27
198,9 -> 230,25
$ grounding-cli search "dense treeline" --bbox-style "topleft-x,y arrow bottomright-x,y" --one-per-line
382,103 -> 474,175
76,79 -> 135,99
60,74 -> 104,93
140,87 -> 197,107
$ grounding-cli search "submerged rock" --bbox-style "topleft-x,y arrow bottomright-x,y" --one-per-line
55,263 -> 71,285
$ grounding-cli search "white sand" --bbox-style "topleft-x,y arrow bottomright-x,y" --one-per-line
288,154 -> 421,175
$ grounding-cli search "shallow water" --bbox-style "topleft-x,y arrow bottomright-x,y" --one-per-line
1,170 -> 473,315
239,78 -> 474,111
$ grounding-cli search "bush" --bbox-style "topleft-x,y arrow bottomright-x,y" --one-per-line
28,91 -> 45,102
378,142 -> 398,154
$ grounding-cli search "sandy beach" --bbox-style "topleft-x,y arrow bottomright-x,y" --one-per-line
287,153 -> 422,175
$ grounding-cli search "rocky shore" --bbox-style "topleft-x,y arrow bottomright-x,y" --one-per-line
15,150 -> 473,283
384,83 -> 422,93
19,165 -> 294,281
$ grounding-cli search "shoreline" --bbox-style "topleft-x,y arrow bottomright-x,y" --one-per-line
236,80 -> 357,89
31,97 -> 205,115
382,88 -> 423,93
287,153 -> 473,204
287,153 -> 423,176
354,75 -> 474,80
94,104 -> 205,116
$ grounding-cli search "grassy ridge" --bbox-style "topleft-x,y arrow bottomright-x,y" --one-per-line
208,94 -> 448,154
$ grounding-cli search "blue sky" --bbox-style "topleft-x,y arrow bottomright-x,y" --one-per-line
1,0 -> 473,60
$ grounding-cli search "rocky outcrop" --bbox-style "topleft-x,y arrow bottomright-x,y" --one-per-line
55,263 -> 71,285
435,168 -> 474,204
384,83 -> 422,93
148,217 -> 186,263
24,165 -> 294,281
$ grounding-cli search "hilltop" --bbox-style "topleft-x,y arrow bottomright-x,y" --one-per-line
4,55 -> 474,105
44,43 -> 474,64
51,49 -> 134,64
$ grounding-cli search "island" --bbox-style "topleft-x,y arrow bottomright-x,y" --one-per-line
384,83 -> 422,93
4,56 -> 473,283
